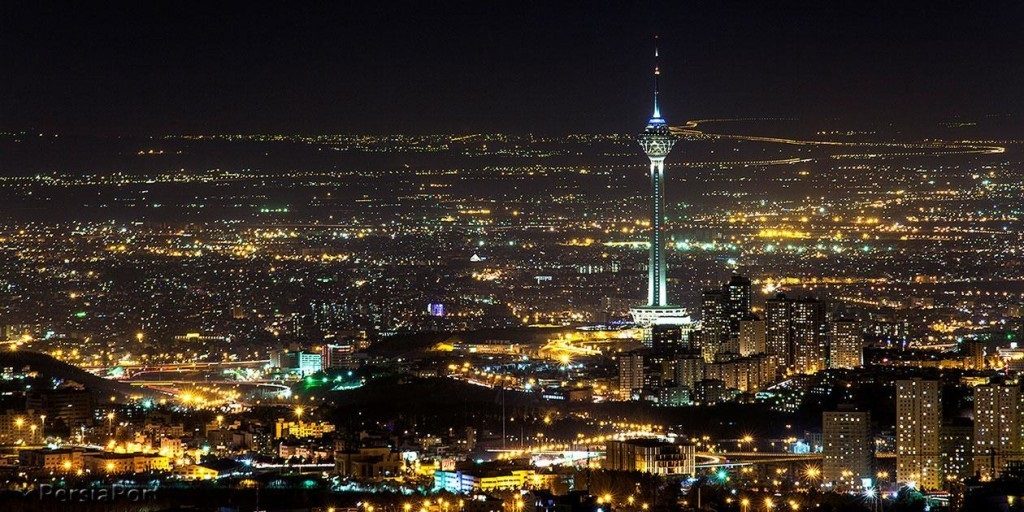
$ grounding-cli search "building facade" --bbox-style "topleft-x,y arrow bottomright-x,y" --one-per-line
791,298 -> 827,374
604,438 -> 695,476
765,294 -> 793,367
829,318 -> 863,369
895,379 -> 942,490
822,408 -> 873,488
737,317 -> 766,357
618,352 -> 644,399
973,381 -> 1024,480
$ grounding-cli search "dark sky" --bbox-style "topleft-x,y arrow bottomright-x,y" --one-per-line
3,1 -> 1023,135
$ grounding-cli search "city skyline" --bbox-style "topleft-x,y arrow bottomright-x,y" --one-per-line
2,3 -> 1024,512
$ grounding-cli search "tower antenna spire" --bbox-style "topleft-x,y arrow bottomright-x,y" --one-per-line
653,35 -> 661,119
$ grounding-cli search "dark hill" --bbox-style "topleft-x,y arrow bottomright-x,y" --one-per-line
0,350 -> 162,399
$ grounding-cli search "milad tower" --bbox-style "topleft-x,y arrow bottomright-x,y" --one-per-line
630,43 -> 693,342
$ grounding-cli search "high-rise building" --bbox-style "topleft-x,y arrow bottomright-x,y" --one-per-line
829,318 -> 863,369
737,317 -> 766,357
724,274 -> 752,339
764,294 -> 830,374
896,379 -> 942,490
618,352 -> 644,399
699,275 -> 753,356
765,293 -> 792,367
940,422 -> 973,485
700,289 -> 726,353
669,354 -> 705,389
791,298 -> 827,374
822,408 -> 873,488
973,381 -> 1024,480
643,352 -> 672,388
630,43 -> 690,331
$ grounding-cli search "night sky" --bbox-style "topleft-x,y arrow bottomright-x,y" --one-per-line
3,1 -> 1024,135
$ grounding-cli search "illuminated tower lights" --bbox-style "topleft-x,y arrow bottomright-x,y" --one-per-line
630,39 -> 692,333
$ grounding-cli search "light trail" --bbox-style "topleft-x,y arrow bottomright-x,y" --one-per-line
675,118 -> 1006,156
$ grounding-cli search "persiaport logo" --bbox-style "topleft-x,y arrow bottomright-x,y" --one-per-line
23,483 -> 157,502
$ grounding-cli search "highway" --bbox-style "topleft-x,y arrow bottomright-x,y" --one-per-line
675,118 -> 1006,155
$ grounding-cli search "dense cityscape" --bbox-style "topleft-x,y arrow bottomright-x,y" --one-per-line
3,2 -> 1024,512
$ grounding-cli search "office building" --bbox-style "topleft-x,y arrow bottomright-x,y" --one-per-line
650,324 -> 688,351
321,343 -> 354,369
272,349 -> 323,376
657,385 -> 691,407
693,379 -> 730,405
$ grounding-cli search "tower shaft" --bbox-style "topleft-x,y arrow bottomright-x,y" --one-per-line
648,157 -> 668,306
